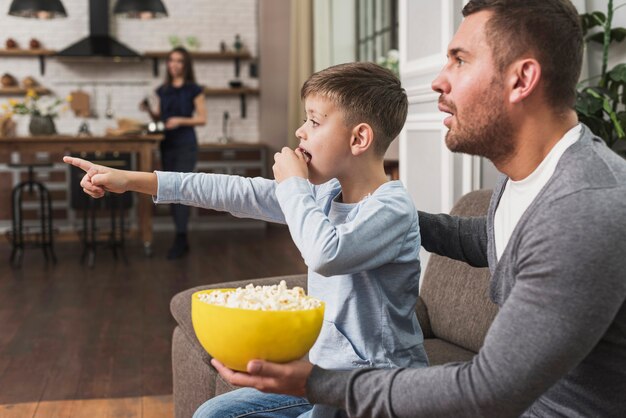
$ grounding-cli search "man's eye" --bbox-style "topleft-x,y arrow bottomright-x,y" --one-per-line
310,120 -> 319,127
456,58 -> 465,67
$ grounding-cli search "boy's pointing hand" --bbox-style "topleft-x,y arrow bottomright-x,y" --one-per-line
273,147 -> 309,183
63,156 -> 129,197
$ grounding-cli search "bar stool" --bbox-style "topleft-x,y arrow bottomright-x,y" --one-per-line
80,193 -> 129,268
70,152 -> 132,268
7,162 -> 57,267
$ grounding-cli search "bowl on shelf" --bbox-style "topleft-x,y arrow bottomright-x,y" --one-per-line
191,288 -> 324,371
228,80 -> 242,89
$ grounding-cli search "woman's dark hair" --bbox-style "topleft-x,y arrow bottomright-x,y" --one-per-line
165,47 -> 196,85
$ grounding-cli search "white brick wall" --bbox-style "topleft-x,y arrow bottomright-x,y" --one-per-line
0,0 -> 260,143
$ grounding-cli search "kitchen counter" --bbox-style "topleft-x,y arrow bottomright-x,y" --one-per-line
0,134 -> 163,253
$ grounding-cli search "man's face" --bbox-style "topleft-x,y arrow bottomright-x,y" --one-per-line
431,11 -> 516,164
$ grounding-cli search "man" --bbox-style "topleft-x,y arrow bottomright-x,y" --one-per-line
212,0 -> 626,416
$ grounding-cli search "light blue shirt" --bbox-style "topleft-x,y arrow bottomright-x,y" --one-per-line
154,172 -> 427,370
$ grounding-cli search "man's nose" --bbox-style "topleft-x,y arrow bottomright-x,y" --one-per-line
431,70 -> 450,94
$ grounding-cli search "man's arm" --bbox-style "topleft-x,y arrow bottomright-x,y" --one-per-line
418,211 -> 489,268
308,191 -> 626,417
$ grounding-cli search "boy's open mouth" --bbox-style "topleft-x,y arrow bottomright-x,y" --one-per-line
298,147 -> 312,162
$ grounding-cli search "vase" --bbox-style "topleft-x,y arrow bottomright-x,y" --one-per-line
29,115 -> 57,136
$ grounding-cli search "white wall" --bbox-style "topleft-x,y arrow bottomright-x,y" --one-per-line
0,0 -> 260,143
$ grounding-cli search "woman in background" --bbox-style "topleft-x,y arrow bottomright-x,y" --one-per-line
141,47 -> 206,259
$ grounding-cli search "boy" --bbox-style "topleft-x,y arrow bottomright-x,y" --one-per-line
65,62 -> 426,417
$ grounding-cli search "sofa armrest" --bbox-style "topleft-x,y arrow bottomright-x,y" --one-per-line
170,274 -> 309,366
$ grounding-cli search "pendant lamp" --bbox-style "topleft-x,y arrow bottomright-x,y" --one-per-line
114,0 -> 168,19
8,0 -> 67,19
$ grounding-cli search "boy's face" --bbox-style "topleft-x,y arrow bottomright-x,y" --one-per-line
431,10 -> 516,162
295,94 -> 353,185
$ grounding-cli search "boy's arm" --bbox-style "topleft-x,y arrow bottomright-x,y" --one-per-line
275,177 -> 416,277
64,156 -> 286,223
154,171 -> 286,223
418,211 -> 489,268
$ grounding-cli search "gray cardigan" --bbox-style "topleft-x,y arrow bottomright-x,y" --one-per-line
306,125 -> 626,417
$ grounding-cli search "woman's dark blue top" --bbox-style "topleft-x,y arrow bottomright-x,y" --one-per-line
156,82 -> 203,150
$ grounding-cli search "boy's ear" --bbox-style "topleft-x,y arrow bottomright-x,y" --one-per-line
350,123 -> 374,156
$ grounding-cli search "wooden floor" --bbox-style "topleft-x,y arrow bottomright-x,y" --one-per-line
0,226 -> 307,418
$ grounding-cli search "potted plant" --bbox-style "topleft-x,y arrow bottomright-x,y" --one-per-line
3,89 -> 71,136
577,0 -> 626,156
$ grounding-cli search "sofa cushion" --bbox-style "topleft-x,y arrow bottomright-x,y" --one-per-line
420,190 -> 499,353
424,338 -> 475,365
170,274 -> 309,365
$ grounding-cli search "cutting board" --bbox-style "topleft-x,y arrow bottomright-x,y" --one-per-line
70,90 -> 91,117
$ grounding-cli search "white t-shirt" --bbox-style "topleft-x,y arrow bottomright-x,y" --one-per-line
494,124 -> 582,260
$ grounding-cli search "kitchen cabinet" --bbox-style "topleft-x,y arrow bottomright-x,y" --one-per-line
0,135 -> 162,254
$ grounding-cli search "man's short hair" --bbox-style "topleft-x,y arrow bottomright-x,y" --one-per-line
463,0 -> 583,110
301,62 -> 408,156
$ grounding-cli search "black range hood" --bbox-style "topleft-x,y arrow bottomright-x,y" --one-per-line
56,0 -> 141,61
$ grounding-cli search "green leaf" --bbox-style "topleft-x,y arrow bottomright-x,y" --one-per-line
588,86 -> 618,102
609,63 -> 626,83
576,91 -> 603,115
617,111 -> 626,131
580,11 -> 606,35
587,27 -> 626,44
611,27 -> 626,42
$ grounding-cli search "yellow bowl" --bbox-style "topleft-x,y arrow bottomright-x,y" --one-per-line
191,289 -> 325,372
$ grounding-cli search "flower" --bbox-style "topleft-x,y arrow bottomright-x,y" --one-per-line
4,91 -> 69,118
377,49 -> 400,77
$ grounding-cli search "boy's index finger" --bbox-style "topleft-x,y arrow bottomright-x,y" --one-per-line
63,156 -> 94,173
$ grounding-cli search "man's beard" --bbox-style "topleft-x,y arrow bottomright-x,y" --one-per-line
442,80 -> 516,165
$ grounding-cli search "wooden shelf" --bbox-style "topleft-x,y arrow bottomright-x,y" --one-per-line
0,87 -> 51,96
143,50 -> 252,60
0,48 -> 56,56
144,50 -> 254,78
203,87 -> 259,96
0,49 -> 56,76
203,87 -> 259,118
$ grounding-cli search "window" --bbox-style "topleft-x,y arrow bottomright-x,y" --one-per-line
356,0 -> 398,62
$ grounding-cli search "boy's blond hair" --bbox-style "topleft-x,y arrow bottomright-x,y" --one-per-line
301,62 -> 408,157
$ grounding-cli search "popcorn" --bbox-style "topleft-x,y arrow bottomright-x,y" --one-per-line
197,280 -> 322,311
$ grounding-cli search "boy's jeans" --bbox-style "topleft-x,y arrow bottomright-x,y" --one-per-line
193,388 -> 347,418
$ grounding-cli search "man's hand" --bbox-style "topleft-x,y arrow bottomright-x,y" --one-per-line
273,147 -> 309,183
63,156 -> 129,198
212,358 -> 314,397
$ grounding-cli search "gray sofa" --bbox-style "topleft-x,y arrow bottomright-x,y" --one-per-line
170,189 -> 498,418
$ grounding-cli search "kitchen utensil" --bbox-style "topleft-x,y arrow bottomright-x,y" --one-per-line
105,93 -> 114,119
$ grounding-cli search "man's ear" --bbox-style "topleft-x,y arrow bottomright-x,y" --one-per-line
508,58 -> 541,104
350,123 -> 374,156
